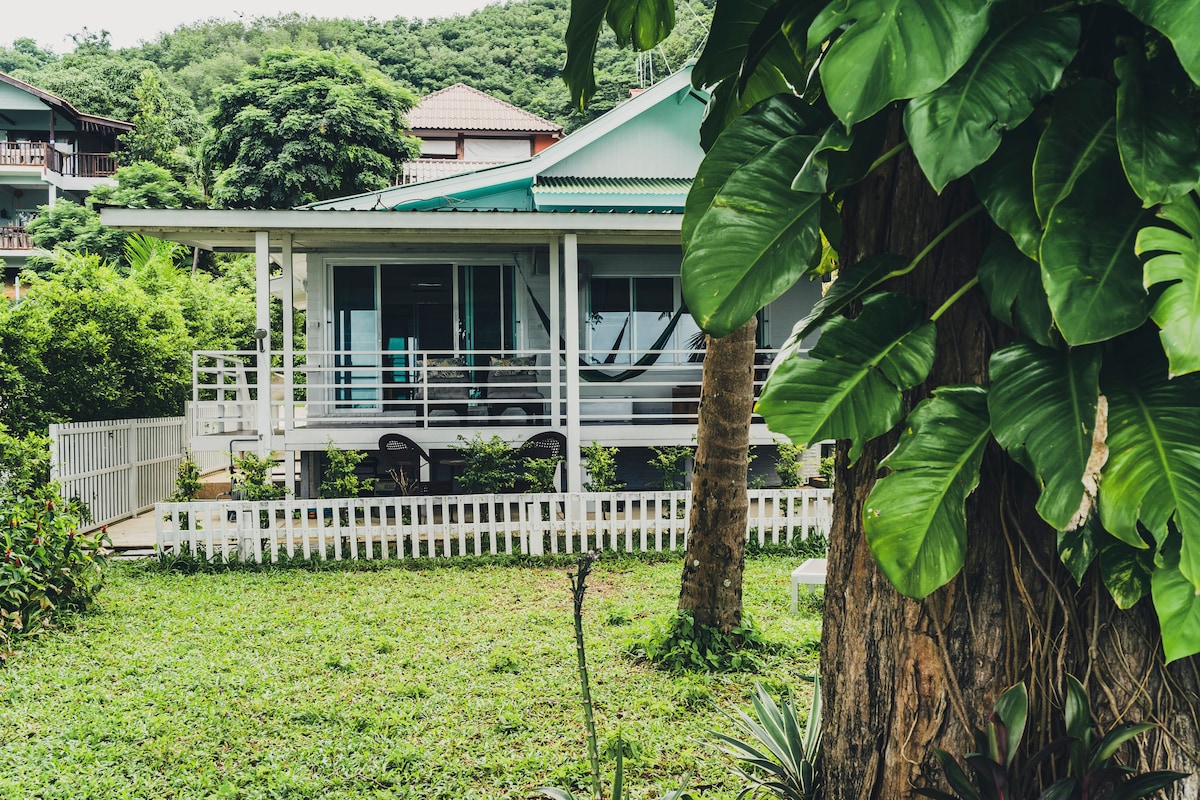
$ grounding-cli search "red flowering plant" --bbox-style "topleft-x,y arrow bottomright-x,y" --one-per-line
0,495 -> 109,662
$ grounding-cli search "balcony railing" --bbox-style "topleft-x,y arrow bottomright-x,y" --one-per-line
0,142 -> 118,177
0,226 -> 31,249
191,347 -> 787,438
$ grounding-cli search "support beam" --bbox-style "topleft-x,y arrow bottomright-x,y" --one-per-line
549,238 -> 561,429
563,233 -> 582,492
255,230 -> 272,457
281,233 -> 296,496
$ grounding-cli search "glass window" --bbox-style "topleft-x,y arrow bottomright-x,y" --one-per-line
588,277 -> 684,365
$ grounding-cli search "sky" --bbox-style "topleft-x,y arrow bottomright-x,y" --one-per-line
3,0 -> 503,51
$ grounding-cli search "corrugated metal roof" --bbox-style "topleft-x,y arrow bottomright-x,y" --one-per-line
407,83 -> 562,133
532,177 -> 693,195
401,159 -> 507,184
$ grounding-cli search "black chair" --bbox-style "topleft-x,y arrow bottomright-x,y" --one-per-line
512,431 -> 566,492
377,433 -> 432,496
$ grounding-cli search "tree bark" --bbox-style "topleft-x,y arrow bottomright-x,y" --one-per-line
820,125 -> 1200,798
678,316 -> 757,633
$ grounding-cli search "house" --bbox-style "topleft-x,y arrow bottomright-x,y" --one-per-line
402,83 -> 562,184
0,71 -> 130,288
101,66 -> 824,495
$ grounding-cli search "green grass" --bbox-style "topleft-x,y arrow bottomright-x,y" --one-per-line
0,555 -> 822,799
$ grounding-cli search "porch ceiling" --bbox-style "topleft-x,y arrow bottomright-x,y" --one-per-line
99,207 -> 683,252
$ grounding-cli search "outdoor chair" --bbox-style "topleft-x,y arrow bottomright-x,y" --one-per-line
377,433 -> 432,496
485,356 -> 545,424
512,430 -> 566,493
422,356 -> 470,421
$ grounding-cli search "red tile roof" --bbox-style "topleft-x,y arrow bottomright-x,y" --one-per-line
407,83 -> 562,134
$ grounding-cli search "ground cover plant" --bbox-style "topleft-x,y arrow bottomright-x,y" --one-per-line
0,555 -> 821,799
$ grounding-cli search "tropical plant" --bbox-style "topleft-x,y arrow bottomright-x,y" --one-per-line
232,452 -> 286,501
523,456 -> 562,494
0,425 -> 50,498
319,439 -> 376,499
712,679 -> 822,800
169,452 -> 203,502
538,551 -> 694,800
564,0 -> 1200,794
626,610 -> 771,673
453,433 -> 518,493
581,442 -> 622,492
648,445 -> 693,490
919,676 -> 1186,800
774,443 -> 805,489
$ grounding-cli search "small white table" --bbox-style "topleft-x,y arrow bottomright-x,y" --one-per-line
790,558 -> 828,614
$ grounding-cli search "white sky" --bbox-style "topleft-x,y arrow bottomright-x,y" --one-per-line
4,0 -> 503,52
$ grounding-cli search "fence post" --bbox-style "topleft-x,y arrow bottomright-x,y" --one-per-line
48,423 -> 62,484
127,420 -> 139,517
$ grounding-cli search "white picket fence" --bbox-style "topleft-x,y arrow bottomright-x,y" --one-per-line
156,488 -> 833,563
49,411 -> 224,530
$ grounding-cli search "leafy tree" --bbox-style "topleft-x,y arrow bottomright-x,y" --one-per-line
206,49 -> 418,208
0,38 -> 56,74
90,162 -> 205,209
567,0 -> 1200,795
25,201 -> 127,266
120,70 -> 190,174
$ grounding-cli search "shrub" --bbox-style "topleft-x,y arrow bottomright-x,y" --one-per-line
0,424 -> 51,498
648,445 -> 693,490
0,496 -> 110,662
453,434 -> 517,493
320,439 -> 376,498
169,451 -> 203,502
626,610 -> 775,672
523,456 -> 561,494
713,679 -> 822,799
581,442 -> 622,492
776,443 -> 805,488
232,451 -> 287,501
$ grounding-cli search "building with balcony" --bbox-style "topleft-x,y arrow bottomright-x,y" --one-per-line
102,66 -> 824,495
0,71 -> 131,285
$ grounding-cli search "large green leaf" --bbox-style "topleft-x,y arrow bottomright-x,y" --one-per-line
692,0 -> 775,88
1099,345 -> 1200,588
757,292 -> 937,462
1040,143 -> 1150,345
793,113 -> 888,194
683,136 -> 824,337
606,0 -> 674,50
972,117 -> 1043,260
563,0 -> 612,110
1137,193 -> 1200,376
1114,0 -> 1200,85
684,94 -> 826,244
905,12 -> 1079,193
1115,44 -> 1200,208
1099,536 -> 1154,610
977,236 -> 1055,347
787,253 -> 907,345
1058,517 -> 1099,585
864,386 -> 991,598
989,341 -> 1101,530
1150,558 -> 1200,663
808,0 -> 991,128
1032,80 -> 1117,225
699,71 -> 796,151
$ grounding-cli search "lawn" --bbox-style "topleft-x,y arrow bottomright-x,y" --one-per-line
0,554 -> 822,800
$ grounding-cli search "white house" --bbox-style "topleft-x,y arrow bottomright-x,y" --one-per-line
101,66 -> 824,495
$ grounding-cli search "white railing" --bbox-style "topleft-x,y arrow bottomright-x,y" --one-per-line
49,412 -> 225,530
155,488 -> 832,563
191,347 -> 786,436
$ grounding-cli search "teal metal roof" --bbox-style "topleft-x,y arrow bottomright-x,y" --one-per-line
532,177 -> 692,195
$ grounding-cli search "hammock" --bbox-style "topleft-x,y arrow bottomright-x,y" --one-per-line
523,279 -> 686,382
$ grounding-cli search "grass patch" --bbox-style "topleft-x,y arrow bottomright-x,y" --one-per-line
0,556 -> 822,799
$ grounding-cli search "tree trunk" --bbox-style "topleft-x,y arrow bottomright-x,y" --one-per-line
679,316 -> 757,633
820,125 -> 1200,798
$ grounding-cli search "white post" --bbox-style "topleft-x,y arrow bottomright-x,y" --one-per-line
282,233 -> 294,436
563,233 -> 582,492
549,238 -> 561,427
127,419 -> 138,516
47,423 -> 61,483
255,230 -> 272,457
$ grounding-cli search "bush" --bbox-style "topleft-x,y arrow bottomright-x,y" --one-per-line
0,496 -> 110,662
169,451 -> 203,502
320,440 -> 376,498
648,445 -> 692,490
453,434 -> 517,493
232,452 -> 287,501
775,443 -> 805,488
581,442 -> 622,492
523,456 -> 561,494
626,610 -> 775,672
0,424 -> 50,498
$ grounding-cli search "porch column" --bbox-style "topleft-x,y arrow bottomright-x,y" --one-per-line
563,233 -> 582,492
255,230 -> 272,457
281,233 -> 297,496
548,238 -> 561,428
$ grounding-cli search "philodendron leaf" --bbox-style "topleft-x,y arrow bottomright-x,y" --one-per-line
1115,43 -> 1200,208
787,253 -> 907,345
692,0 -> 776,88
757,292 -> 937,463
683,135 -> 824,337
1058,517 -> 1099,585
1150,558 -> 1200,663
684,94 -> 826,244
563,0 -> 612,110
992,683 -> 1028,768
1100,344 -> 1200,588
1033,80 -> 1117,225
973,117 -> 1044,261
1114,0 -> 1200,85
793,114 -> 888,194
1040,136 -> 1150,345
1137,193 -> 1200,377
1099,536 -> 1154,609
905,12 -> 1079,193
978,236 -> 1055,347
606,0 -> 674,51
808,0 -> 991,128
863,385 -> 991,598
988,341 -> 1101,530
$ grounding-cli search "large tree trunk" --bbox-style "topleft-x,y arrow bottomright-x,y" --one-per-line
820,128 -> 1200,798
679,316 -> 757,632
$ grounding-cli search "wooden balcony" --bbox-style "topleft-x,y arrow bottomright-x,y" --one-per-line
0,226 -> 31,249
1,141 -> 118,177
